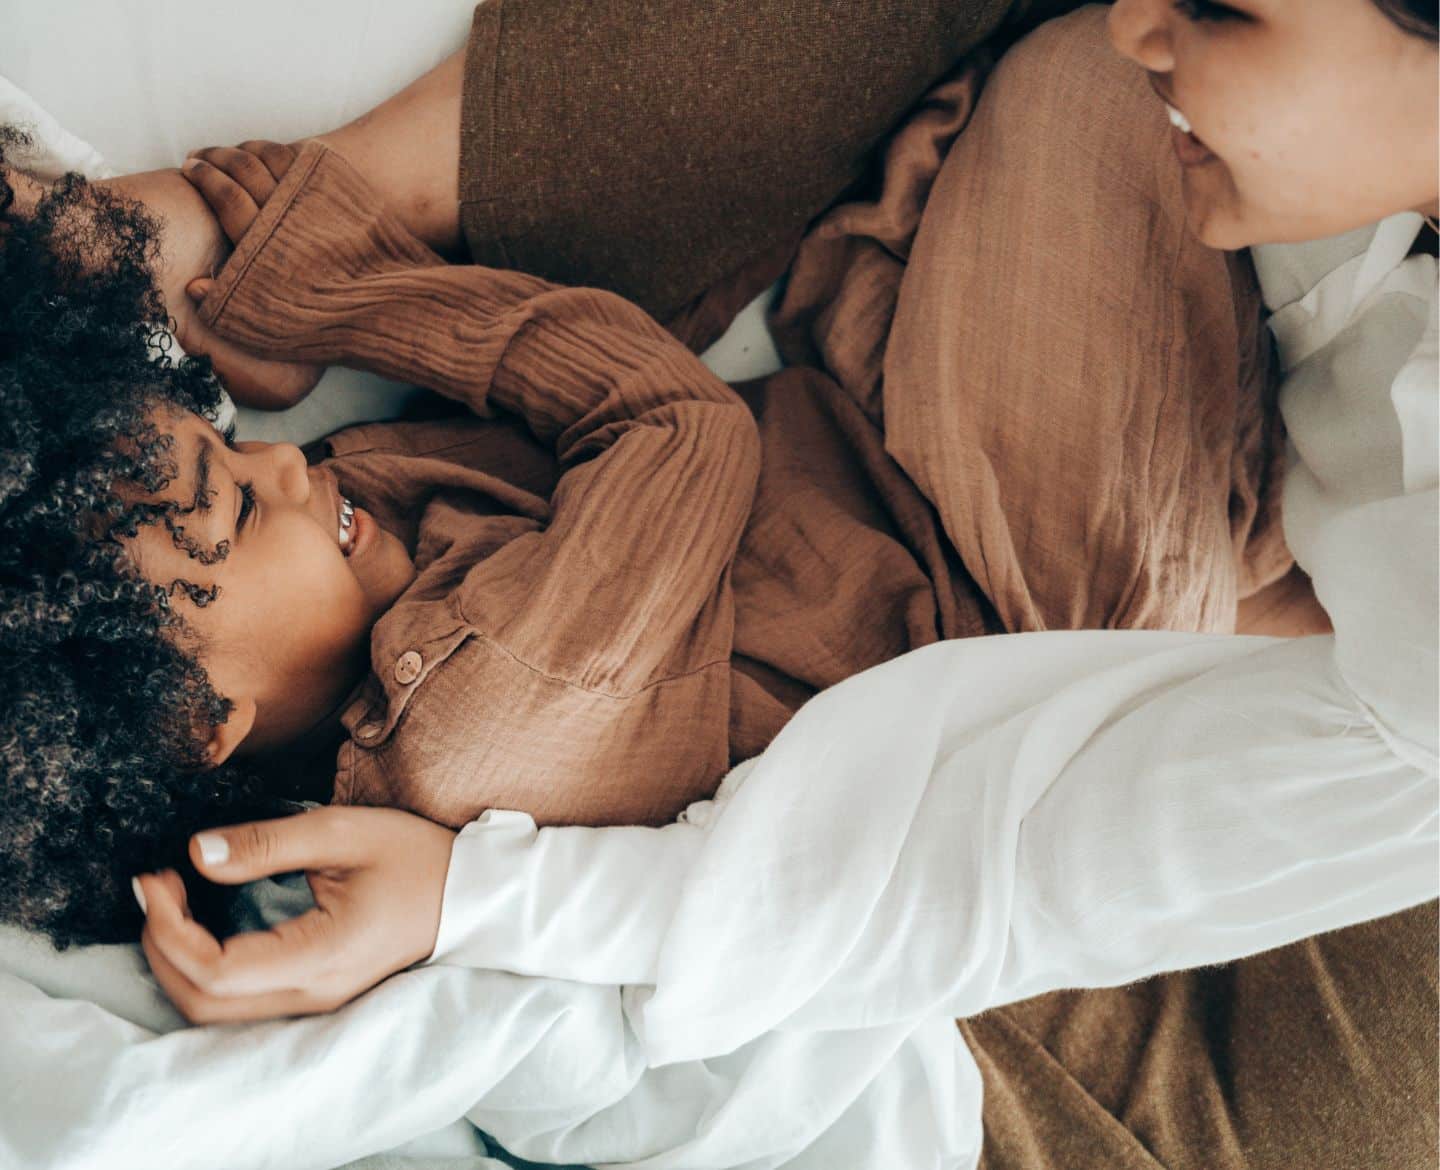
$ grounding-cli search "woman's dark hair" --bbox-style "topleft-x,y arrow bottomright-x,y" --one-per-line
1374,0 -> 1439,41
0,129 -> 292,949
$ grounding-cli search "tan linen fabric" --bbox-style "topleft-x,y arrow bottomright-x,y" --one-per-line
202,7 -> 1288,830
882,7 -> 1290,633
203,145 -> 755,828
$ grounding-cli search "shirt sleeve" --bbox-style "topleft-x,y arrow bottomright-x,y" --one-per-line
418,628 -> 1437,1051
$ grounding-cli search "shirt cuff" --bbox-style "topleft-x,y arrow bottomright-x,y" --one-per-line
425,809 -> 707,986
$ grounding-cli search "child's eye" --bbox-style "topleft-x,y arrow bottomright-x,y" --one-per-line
237,481 -> 256,532
1174,0 -> 1244,21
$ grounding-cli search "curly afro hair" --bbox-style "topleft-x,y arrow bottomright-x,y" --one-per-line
0,129 -> 298,949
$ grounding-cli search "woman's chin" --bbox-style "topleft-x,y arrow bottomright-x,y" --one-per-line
1176,166 -> 1265,251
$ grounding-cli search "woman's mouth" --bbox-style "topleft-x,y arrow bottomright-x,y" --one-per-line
1165,102 -> 1215,167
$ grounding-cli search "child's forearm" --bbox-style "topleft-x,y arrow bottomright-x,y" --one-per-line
198,144 -> 748,449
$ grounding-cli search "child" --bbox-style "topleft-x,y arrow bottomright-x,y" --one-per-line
0,138 -> 963,948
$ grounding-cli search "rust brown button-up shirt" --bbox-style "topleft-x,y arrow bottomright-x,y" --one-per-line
200,143 -> 965,828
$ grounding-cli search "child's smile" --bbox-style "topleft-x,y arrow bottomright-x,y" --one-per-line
122,406 -> 416,763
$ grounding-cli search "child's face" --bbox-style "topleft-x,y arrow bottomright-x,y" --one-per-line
124,407 -> 416,761
1109,0 -> 1438,249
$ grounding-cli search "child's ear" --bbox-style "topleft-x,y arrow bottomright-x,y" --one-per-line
202,696 -> 257,768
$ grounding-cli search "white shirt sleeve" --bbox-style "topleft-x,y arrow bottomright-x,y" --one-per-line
427,810 -> 704,985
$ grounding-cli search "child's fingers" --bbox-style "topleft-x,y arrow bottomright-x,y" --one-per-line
186,145 -> 279,206
180,157 -> 260,244
173,299 -> 323,410
236,140 -> 299,184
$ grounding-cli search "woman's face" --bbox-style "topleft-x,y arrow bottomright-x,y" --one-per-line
124,408 -> 416,761
1109,0 -> 1438,248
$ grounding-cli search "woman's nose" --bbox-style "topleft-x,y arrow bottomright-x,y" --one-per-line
1108,0 -> 1176,74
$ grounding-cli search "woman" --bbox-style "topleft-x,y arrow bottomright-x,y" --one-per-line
7,0 -> 1438,1166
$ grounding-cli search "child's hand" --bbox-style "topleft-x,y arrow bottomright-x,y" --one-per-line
176,140 -> 324,410
133,805 -> 456,1024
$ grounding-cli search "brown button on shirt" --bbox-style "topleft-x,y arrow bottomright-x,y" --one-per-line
393,651 -> 423,686
200,143 -> 974,829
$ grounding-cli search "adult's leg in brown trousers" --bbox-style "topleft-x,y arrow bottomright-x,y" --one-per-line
878,8 -> 1436,1167
452,0 -> 1098,324
316,2 -> 1101,333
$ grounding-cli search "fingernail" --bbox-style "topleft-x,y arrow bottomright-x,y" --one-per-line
181,157 -> 200,172
131,876 -> 148,915
195,833 -> 229,865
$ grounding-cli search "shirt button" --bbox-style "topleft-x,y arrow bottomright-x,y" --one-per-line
356,722 -> 384,741
393,650 -> 423,686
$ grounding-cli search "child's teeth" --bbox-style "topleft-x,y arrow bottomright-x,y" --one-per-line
339,496 -> 355,553
1166,103 -> 1193,135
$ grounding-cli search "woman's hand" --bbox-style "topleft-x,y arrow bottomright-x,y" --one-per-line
176,140 -> 325,409
132,805 -> 456,1024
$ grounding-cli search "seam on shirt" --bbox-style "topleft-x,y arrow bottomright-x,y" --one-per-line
203,146 -> 326,327
331,436 -> 529,462
464,626 -> 732,701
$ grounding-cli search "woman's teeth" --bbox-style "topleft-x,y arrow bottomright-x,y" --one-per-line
1165,102 -> 1194,136
338,496 -> 355,555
